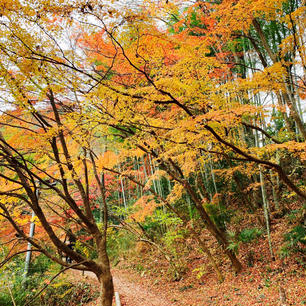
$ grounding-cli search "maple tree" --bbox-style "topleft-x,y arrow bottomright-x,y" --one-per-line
77,0 -> 306,272
0,106 -> 115,305
0,2 -> 119,305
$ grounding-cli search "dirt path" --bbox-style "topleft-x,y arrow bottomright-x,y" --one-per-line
79,269 -> 177,306
112,270 -> 177,306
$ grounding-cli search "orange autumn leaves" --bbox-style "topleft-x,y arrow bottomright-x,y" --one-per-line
131,195 -> 160,222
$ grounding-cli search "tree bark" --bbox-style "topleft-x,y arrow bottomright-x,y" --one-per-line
184,182 -> 243,273
97,266 -> 114,306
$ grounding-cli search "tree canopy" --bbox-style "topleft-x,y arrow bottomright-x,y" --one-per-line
0,1 -> 306,305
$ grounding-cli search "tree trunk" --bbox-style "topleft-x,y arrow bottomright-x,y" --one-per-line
185,183 -> 243,273
259,167 -> 275,260
97,268 -> 114,306
193,234 -> 224,282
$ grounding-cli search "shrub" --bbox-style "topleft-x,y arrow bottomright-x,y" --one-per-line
107,227 -> 136,262
0,253 -> 97,306
39,281 -> 98,306
238,228 -> 263,243
281,225 -> 306,257
227,227 -> 263,254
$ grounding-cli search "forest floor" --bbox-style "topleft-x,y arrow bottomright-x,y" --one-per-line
72,219 -> 306,306
76,262 -> 306,306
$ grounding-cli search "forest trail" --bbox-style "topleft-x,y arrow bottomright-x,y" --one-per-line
77,269 -> 177,306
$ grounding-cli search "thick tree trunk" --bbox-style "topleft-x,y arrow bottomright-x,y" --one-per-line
97,268 -> 114,306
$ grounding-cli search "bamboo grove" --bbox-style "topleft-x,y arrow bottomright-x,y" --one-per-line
0,1 -> 305,305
